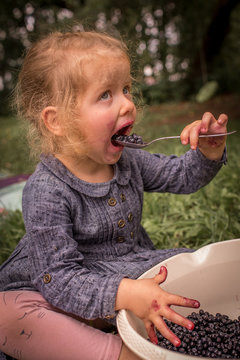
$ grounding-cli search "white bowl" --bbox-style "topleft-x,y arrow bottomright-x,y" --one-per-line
0,181 -> 26,211
117,239 -> 240,360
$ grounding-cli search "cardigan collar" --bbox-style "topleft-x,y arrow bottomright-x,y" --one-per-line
40,149 -> 132,197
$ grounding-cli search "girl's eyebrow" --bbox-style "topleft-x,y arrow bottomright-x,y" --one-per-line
95,77 -> 131,92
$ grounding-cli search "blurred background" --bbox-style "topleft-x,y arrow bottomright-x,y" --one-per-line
0,0 -> 240,108
0,0 -> 239,262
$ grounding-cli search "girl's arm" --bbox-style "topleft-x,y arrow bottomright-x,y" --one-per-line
115,266 -> 200,347
132,112 -> 228,195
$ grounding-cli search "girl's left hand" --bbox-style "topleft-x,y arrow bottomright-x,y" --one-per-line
180,112 -> 228,160
116,266 -> 200,347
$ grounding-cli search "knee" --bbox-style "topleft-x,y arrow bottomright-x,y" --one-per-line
0,291 -> 28,336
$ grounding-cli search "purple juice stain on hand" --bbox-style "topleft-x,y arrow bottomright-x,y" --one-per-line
149,324 -> 158,344
151,299 -> 161,312
184,297 -> 200,308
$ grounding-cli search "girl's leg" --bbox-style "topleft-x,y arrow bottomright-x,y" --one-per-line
0,291 -> 122,360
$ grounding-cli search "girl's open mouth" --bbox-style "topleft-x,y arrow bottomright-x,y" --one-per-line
111,125 -> 132,146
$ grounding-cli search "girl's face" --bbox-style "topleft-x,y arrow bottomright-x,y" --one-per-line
73,51 -> 137,166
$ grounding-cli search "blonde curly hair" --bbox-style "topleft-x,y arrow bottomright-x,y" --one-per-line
14,30 -> 130,159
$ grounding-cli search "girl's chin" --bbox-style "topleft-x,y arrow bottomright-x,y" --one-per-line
104,147 -> 123,164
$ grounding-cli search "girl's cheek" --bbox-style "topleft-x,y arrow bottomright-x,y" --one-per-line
107,121 -> 117,131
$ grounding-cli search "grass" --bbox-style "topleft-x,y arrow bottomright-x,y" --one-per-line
0,116 -> 36,176
0,103 -> 240,264
137,110 -> 240,250
0,209 -> 25,263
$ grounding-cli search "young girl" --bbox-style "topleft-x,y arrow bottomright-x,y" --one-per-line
0,30 -> 228,360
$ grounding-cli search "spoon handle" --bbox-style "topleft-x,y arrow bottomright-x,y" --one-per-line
149,130 -> 237,145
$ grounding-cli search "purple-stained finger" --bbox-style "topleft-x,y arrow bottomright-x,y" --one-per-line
153,315 -> 182,347
148,323 -> 158,344
183,297 -> 200,308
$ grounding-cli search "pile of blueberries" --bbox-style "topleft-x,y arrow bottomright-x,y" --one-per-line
112,133 -> 144,144
157,310 -> 240,358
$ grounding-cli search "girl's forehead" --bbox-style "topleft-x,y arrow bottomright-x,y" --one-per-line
83,51 -> 131,82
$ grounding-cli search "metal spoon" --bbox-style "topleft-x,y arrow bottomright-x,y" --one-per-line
114,130 -> 237,149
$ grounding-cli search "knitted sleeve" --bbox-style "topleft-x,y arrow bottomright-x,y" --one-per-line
129,147 -> 226,194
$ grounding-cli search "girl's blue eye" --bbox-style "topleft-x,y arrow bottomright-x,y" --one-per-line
123,86 -> 130,95
100,91 -> 111,100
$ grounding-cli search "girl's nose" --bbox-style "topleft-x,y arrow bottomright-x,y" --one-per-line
119,96 -> 136,117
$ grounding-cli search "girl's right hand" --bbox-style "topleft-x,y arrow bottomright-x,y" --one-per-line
115,266 -> 200,347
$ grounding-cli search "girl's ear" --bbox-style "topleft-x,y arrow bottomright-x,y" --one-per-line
41,106 -> 63,136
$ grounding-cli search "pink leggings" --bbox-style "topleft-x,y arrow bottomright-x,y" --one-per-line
0,291 -> 122,360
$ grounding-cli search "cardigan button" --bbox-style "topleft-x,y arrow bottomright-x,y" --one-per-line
117,236 -> 125,243
105,314 -> 115,319
118,219 -> 125,228
43,273 -> 52,284
127,212 -> 133,222
120,193 -> 126,202
108,197 -> 117,206
130,231 -> 134,239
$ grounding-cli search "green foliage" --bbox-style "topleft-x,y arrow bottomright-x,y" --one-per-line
212,3 -> 240,93
195,81 -> 219,103
0,209 -> 25,264
1,0 -> 240,111
142,169 -> 240,250
0,116 -> 35,175
136,109 -> 240,250
141,78 -> 189,105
